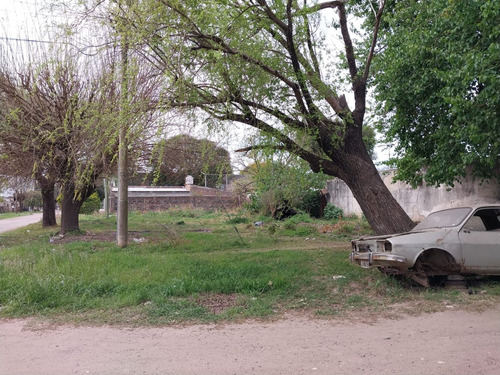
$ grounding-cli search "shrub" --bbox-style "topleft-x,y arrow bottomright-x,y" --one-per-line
80,192 -> 101,214
299,190 -> 323,218
245,193 -> 263,213
324,203 -> 344,220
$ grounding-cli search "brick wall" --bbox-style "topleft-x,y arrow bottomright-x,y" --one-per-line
109,186 -> 245,212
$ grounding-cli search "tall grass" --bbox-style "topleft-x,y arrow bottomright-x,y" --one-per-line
0,210 -> 498,324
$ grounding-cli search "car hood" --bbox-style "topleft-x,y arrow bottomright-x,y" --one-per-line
352,228 -> 445,242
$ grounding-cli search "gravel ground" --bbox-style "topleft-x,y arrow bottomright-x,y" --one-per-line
1,303 -> 499,375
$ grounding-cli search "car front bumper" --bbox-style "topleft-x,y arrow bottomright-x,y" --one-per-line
350,252 -> 407,268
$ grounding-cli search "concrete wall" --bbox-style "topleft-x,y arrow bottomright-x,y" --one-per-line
109,185 -> 244,212
326,170 -> 500,221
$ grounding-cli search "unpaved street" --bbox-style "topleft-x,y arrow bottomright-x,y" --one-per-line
0,213 -> 43,234
1,304 -> 499,375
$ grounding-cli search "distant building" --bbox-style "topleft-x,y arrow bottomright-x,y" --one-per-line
108,182 -> 246,212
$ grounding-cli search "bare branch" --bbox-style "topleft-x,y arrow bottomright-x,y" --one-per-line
363,0 -> 386,83
314,1 -> 346,10
338,4 -> 357,81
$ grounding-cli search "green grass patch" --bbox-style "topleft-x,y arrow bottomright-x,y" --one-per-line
0,211 -> 38,220
0,210 -> 498,325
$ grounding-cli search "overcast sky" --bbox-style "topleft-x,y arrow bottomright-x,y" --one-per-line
0,1 -> 391,169
1,0 -> 48,37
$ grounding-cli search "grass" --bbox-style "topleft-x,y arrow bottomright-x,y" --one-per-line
0,210 -> 498,326
0,211 -> 39,220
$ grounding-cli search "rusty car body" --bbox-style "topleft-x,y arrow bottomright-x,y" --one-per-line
350,205 -> 500,286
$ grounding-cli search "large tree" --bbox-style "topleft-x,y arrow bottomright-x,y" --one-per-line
115,0 -> 414,235
374,0 -> 500,187
152,134 -> 232,187
0,70 -> 60,226
0,57 -> 120,231
0,43 -> 161,233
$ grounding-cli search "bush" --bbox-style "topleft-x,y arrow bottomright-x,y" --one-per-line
80,192 -> 102,214
281,223 -> 317,237
324,203 -> 344,220
299,190 -> 323,218
245,193 -> 263,213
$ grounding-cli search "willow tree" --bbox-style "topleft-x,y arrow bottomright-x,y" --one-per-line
0,38 -> 161,233
118,0 -> 413,234
0,53 -> 120,232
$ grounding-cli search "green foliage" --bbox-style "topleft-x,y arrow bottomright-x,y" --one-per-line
299,190 -> 323,218
24,191 -> 43,209
362,126 -> 377,160
151,135 -> 232,187
324,204 -> 344,220
375,0 -> 500,186
247,157 -> 328,219
95,185 -> 106,201
79,193 -> 101,215
281,223 -> 317,237
226,216 -> 249,225
283,213 -> 313,225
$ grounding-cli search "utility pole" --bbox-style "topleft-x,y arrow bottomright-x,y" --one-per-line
117,30 -> 129,248
103,178 -> 109,219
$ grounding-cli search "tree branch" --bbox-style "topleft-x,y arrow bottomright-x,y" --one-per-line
255,0 -> 288,32
338,4 -> 357,81
363,0 -> 385,83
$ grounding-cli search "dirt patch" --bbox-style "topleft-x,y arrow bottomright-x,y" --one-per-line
1,303 -> 499,375
50,231 -> 153,244
195,293 -> 239,314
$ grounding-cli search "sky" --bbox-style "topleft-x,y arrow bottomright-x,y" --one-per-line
0,1 -> 391,172
0,0 -> 51,38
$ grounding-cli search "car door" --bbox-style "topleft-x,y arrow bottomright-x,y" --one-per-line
459,208 -> 500,273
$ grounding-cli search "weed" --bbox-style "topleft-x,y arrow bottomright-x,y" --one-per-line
324,204 -> 344,220
226,216 -> 250,225
281,224 -> 317,237
283,213 -> 313,224
0,211 -> 498,325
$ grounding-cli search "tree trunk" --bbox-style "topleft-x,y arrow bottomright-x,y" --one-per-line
40,183 -> 57,227
60,184 -> 83,234
340,159 -> 415,235
325,132 -> 415,235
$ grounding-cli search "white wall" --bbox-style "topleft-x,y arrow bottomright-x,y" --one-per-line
326,169 -> 500,221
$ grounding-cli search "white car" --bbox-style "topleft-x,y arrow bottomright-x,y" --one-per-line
350,204 -> 500,286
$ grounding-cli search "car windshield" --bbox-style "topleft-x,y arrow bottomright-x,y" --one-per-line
413,207 -> 473,231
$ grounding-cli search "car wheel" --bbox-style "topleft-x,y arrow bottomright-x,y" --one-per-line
410,259 -> 430,287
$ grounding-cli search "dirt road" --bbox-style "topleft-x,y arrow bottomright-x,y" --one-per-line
0,213 -> 43,234
1,304 -> 499,375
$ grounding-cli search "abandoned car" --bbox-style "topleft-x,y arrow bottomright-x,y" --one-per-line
350,205 -> 500,286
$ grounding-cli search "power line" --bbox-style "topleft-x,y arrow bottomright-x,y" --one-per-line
0,36 -> 53,44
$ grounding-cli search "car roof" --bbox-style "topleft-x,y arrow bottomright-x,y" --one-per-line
434,204 -> 500,211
